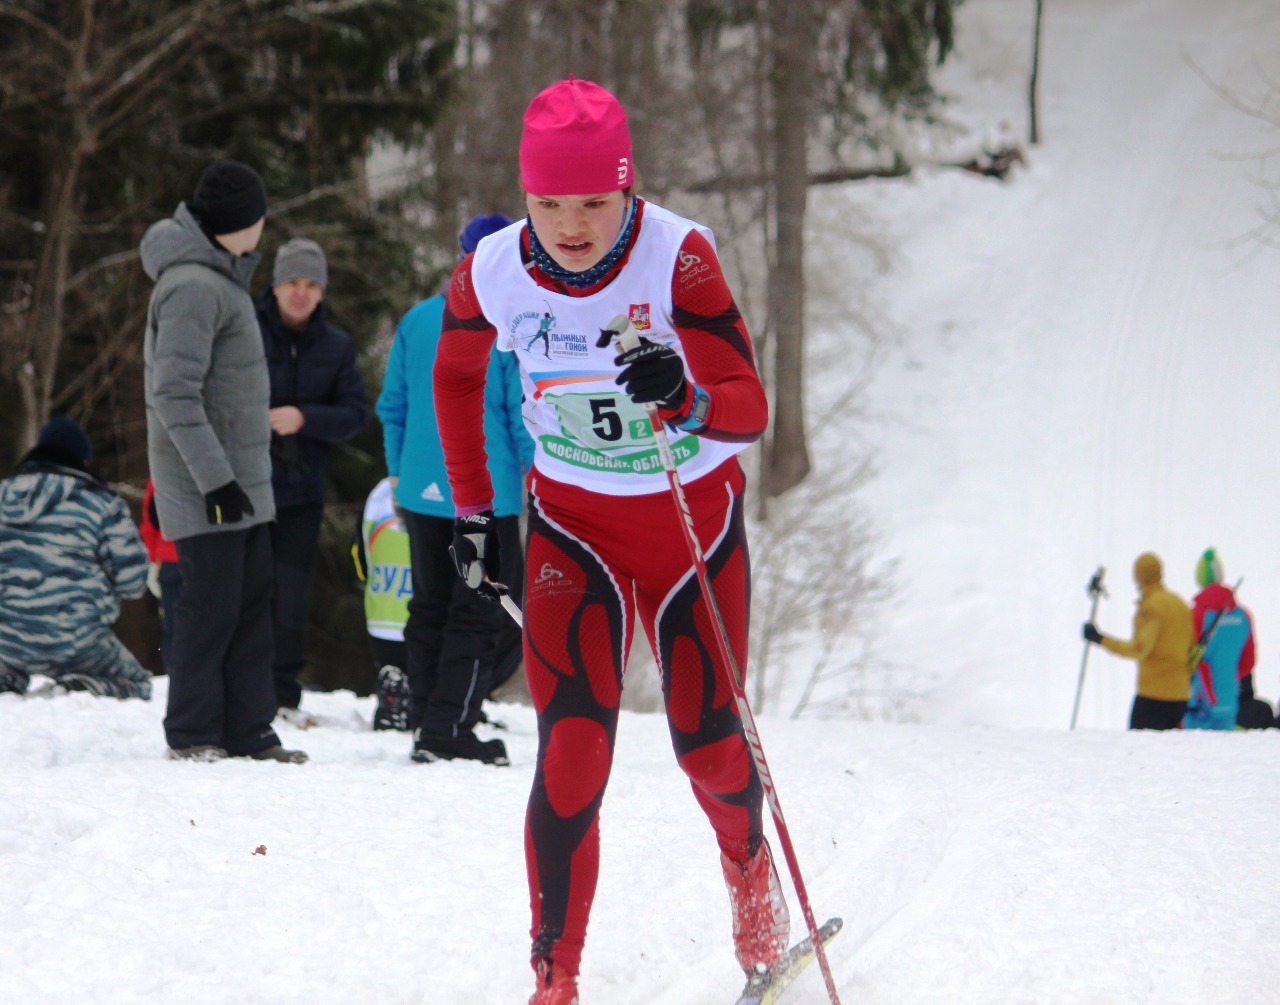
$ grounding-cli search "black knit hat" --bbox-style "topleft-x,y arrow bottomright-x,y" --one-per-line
37,415 -> 92,464
191,160 -> 267,236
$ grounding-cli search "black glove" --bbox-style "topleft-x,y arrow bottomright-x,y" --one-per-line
449,511 -> 506,602
1082,622 -> 1104,645
597,331 -> 687,409
204,480 -> 254,526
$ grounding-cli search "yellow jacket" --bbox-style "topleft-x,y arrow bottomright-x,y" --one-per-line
1102,584 -> 1194,701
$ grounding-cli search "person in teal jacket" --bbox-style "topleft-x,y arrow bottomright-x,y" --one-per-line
376,213 -> 533,764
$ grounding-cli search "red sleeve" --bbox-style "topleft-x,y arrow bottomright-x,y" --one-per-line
140,480 -> 177,563
434,255 -> 500,513
1191,593 -> 1208,639
661,229 -> 768,442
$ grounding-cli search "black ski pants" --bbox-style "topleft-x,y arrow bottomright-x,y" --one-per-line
1128,695 -> 1186,731
165,524 -> 281,755
401,510 -> 523,736
269,501 -> 324,709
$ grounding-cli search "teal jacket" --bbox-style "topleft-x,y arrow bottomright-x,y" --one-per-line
377,294 -> 532,518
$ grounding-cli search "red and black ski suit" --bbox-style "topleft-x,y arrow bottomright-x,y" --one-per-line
433,199 -> 769,978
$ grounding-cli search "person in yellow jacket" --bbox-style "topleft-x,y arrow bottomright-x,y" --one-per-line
1083,551 -> 1195,730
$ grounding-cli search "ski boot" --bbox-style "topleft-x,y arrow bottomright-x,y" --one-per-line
529,957 -> 579,1005
373,664 -> 411,731
721,838 -> 790,974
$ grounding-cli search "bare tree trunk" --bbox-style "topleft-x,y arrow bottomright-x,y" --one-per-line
762,0 -> 813,500
1029,0 -> 1044,144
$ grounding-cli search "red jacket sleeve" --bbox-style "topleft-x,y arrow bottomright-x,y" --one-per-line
434,256 -> 500,513
659,229 -> 768,442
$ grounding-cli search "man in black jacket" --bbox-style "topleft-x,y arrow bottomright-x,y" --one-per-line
258,237 -> 367,719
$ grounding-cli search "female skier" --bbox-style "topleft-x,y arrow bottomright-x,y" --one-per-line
432,77 -> 785,1005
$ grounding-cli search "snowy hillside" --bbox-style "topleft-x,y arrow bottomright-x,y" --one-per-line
4,2 -> 1280,1004
838,0 -> 1280,730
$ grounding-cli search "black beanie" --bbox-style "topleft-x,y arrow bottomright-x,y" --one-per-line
37,415 -> 92,464
191,160 -> 267,236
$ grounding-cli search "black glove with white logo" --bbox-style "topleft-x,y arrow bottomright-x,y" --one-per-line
449,511 -> 506,602
597,331 -> 688,409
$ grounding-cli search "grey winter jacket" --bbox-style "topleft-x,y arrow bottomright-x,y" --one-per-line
0,457 -> 148,656
142,203 -> 275,540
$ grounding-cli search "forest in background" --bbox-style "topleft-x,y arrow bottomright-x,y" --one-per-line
0,0 -> 963,700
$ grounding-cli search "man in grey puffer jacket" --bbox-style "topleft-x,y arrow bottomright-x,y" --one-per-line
142,159 -> 305,763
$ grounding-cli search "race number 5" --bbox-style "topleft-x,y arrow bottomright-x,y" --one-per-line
590,397 -> 623,442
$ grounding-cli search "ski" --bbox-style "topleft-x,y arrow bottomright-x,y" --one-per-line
733,916 -> 843,1005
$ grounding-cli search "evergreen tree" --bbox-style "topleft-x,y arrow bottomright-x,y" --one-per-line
0,0 -> 453,688
0,0 -> 453,473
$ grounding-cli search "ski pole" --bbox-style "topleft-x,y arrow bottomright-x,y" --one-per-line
499,592 -> 523,628
604,316 -> 843,1005
1070,566 -> 1107,730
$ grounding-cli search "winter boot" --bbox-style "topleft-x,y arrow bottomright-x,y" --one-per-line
249,745 -> 309,764
0,666 -> 29,694
529,958 -> 579,1005
411,729 -> 509,765
373,665 -> 411,731
167,744 -> 228,762
721,839 -> 790,974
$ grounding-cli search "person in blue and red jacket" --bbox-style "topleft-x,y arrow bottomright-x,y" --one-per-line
432,78 -> 784,1005
1185,549 -> 1263,730
377,213 -> 533,763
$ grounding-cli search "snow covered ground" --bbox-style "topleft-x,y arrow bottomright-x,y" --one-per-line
4,684 -> 1279,1004
5,1 -> 1280,1003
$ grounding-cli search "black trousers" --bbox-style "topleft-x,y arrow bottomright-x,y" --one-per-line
369,635 -> 407,673
269,502 -> 324,709
401,510 -> 523,735
166,524 -> 280,755
1129,694 -> 1186,731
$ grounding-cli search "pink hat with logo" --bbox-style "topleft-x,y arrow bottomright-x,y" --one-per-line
520,78 -> 633,196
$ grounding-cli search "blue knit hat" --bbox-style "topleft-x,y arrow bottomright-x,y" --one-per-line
1195,548 -> 1223,588
460,213 -> 514,255
37,415 -> 92,464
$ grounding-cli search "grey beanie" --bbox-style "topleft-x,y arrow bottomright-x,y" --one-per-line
273,237 -> 328,289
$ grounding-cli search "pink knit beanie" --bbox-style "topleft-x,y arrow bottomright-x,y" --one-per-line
519,78 -> 633,196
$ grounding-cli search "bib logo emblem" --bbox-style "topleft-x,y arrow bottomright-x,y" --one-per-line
511,307 -> 588,359
629,303 -> 651,331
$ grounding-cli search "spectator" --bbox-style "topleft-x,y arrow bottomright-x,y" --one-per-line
432,79 -> 781,1005
1083,551 -> 1194,730
139,478 -> 181,674
353,476 -> 413,731
258,237 -> 367,721
1187,549 -> 1272,729
0,417 -> 153,699
142,158 -> 305,764
376,212 -> 533,764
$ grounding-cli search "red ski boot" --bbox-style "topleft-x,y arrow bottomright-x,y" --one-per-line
721,839 -> 791,974
529,957 -> 579,1005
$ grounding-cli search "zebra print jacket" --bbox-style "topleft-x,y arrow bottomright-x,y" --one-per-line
0,450 -> 148,654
